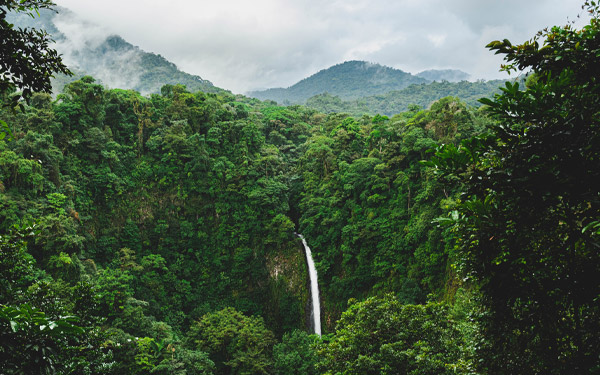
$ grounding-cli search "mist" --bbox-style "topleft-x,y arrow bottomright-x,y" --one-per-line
52,11 -> 145,93
53,0 -> 589,94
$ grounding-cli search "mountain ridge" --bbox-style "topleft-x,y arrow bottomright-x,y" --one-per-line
248,60 -> 427,103
248,60 -> 472,104
7,7 -> 228,96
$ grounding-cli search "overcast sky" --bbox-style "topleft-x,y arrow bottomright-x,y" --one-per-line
54,0 -> 589,94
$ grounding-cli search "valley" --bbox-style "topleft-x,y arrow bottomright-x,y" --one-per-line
1,2 -> 599,374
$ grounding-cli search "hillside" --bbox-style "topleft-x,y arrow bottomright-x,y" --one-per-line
248,60 -> 428,103
0,78 -> 488,373
306,79 -> 507,116
7,7 -> 227,95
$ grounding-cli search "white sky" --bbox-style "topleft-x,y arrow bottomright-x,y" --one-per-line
55,0 -> 590,94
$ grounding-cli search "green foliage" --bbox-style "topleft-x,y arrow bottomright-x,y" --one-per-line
1,2 -> 598,374
0,223 -> 38,302
305,79 -> 508,117
148,347 -> 215,375
317,295 -> 467,375
0,0 -> 71,108
0,118 -> 10,140
188,307 -> 276,375
0,303 -> 85,375
1,75 -> 318,336
297,97 -> 488,325
0,223 -> 112,373
431,3 -> 600,373
0,32 -> 511,373
273,330 -> 319,375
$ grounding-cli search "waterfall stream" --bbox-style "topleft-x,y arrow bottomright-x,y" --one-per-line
298,234 -> 321,336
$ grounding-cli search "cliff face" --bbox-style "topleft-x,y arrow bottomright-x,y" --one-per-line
265,238 -> 310,336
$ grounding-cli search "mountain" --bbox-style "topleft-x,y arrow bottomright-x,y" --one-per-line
7,7 -> 227,95
248,60 -> 428,104
416,69 -> 470,82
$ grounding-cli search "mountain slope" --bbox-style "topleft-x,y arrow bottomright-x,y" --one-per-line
248,60 -> 428,103
7,7 -> 227,95
305,79 -> 507,116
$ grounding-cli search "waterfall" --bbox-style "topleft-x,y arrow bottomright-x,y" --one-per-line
298,234 -> 321,336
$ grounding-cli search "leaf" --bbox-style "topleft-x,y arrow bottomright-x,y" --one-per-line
582,221 -> 600,234
478,97 -> 495,106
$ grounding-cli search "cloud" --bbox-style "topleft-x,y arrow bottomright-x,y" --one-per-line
51,11 -> 145,93
54,0 -> 589,93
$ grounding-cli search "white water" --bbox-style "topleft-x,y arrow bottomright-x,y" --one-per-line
298,234 -> 321,336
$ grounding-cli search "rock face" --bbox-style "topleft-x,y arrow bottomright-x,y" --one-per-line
265,238 -> 310,335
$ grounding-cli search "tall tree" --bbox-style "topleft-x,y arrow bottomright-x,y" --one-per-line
1,0 -> 70,139
317,295 -> 466,375
430,2 -> 600,373
187,307 -> 276,375
0,0 -> 70,97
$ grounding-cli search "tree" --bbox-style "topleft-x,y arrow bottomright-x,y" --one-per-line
273,330 -> 318,375
429,2 -> 600,373
317,295 -> 466,375
1,0 -> 71,142
0,224 -> 92,375
0,303 -> 86,375
0,0 -> 70,100
187,307 -> 276,375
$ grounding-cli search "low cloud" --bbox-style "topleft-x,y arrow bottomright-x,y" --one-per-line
49,10 -> 146,92
54,0 -> 589,94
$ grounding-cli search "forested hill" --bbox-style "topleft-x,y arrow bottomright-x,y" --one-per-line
7,7 -> 227,96
248,60 -> 428,103
0,78 -> 494,373
306,79 -> 508,116
248,61 -> 501,109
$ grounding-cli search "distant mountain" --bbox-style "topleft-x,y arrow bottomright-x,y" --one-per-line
305,79 -> 508,117
7,7 -> 227,95
416,69 -> 470,82
248,60 -> 428,104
